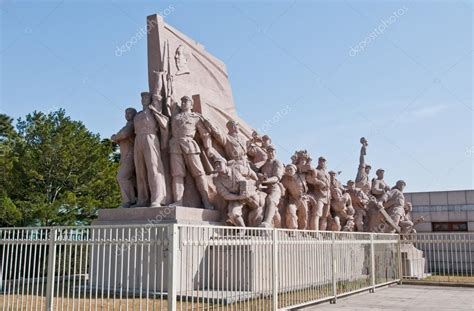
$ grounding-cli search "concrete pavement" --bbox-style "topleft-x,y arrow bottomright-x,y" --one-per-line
301,285 -> 474,310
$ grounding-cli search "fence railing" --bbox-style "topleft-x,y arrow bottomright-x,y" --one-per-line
400,232 -> 474,284
2,224 -> 470,310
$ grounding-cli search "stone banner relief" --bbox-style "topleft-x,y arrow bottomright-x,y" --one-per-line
106,14 -> 424,234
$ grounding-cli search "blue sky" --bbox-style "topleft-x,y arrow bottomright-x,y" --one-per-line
1,0 -> 472,192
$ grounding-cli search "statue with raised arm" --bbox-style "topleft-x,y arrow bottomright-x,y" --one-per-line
355,137 -> 371,194
133,92 -> 168,207
169,96 -> 213,209
111,108 -> 137,208
205,119 -> 248,163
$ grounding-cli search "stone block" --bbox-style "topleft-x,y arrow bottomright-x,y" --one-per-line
429,192 -> 448,205
411,192 -> 430,206
466,190 -> 474,204
469,222 -> 474,232
429,211 -> 449,222
93,206 -> 224,226
447,191 -> 467,205
448,211 -> 468,222
468,211 -> 474,221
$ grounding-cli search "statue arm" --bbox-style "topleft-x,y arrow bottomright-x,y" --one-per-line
215,180 -> 242,201
196,119 -> 212,151
113,124 -> 133,142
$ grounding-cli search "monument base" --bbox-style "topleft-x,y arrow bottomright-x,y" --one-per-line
92,206 -> 224,226
401,244 -> 430,279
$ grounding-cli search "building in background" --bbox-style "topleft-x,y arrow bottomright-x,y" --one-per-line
405,190 -> 474,232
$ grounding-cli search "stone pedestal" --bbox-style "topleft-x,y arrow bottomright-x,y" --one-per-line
92,206 -> 224,226
401,244 -> 429,279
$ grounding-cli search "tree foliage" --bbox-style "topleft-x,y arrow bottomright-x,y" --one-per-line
0,109 -> 120,226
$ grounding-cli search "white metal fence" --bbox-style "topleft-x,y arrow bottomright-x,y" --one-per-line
3,224 -> 470,310
400,232 -> 474,284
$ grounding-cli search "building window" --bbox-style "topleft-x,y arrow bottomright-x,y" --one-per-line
432,222 -> 468,232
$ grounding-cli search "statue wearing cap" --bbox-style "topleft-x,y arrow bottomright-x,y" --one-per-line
370,168 -> 390,207
133,92 -> 168,207
204,119 -> 248,163
346,180 -> 370,232
281,164 -> 311,230
111,107 -> 137,208
169,95 -> 214,209
306,156 -> 331,231
258,144 -> 284,228
213,157 -> 264,228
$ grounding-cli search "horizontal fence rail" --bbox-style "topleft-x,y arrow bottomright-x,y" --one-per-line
6,224 -> 472,310
400,233 -> 474,285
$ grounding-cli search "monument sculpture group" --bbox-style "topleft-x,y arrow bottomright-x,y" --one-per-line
110,14 -> 423,235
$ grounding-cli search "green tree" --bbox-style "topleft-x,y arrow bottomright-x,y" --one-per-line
2,109 -> 120,226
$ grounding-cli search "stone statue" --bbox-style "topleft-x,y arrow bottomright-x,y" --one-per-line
281,164 -> 310,230
111,108 -> 137,208
371,168 -> 390,208
400,202 -> 425,234
133,92 -> 168,207
346,180 -> 369,232
329,171 -> 355,231
205,119 -> 248,163
306,156 -> 331,231
246,131 -> 267,170
174,45 -> 190,76
213,158 -> 264,228
355,137 -> 371,194
258,145 -> 284,228
382,180 -> 407,233
169,96 -> 213,209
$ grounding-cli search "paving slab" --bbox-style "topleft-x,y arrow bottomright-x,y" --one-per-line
301,285 -> 474,310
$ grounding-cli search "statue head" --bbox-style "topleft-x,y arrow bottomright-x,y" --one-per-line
180,96 -> 193,111
125,108 -> 137,121
394,180 -> 406,192
365,164 -> 372,174
266,144 -> 276,160
141,92 -> 151,107
360,137 -> 368,146
213,157 -> 227,174
285,164 -> 297,176
347,180 -> 355,190
226,120 -> 239,134
376,168 -> 384,179
329,170 -> 336,181
262,135 -> 271,147
318,156 -> 327,169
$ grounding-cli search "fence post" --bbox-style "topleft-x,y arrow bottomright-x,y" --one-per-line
45,227 -> 57,311
272,228 -> 278,310
397,234 -> 403,285
330,232 -> 337,304
370,233 -> 375,293
167,224 -> 179,311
